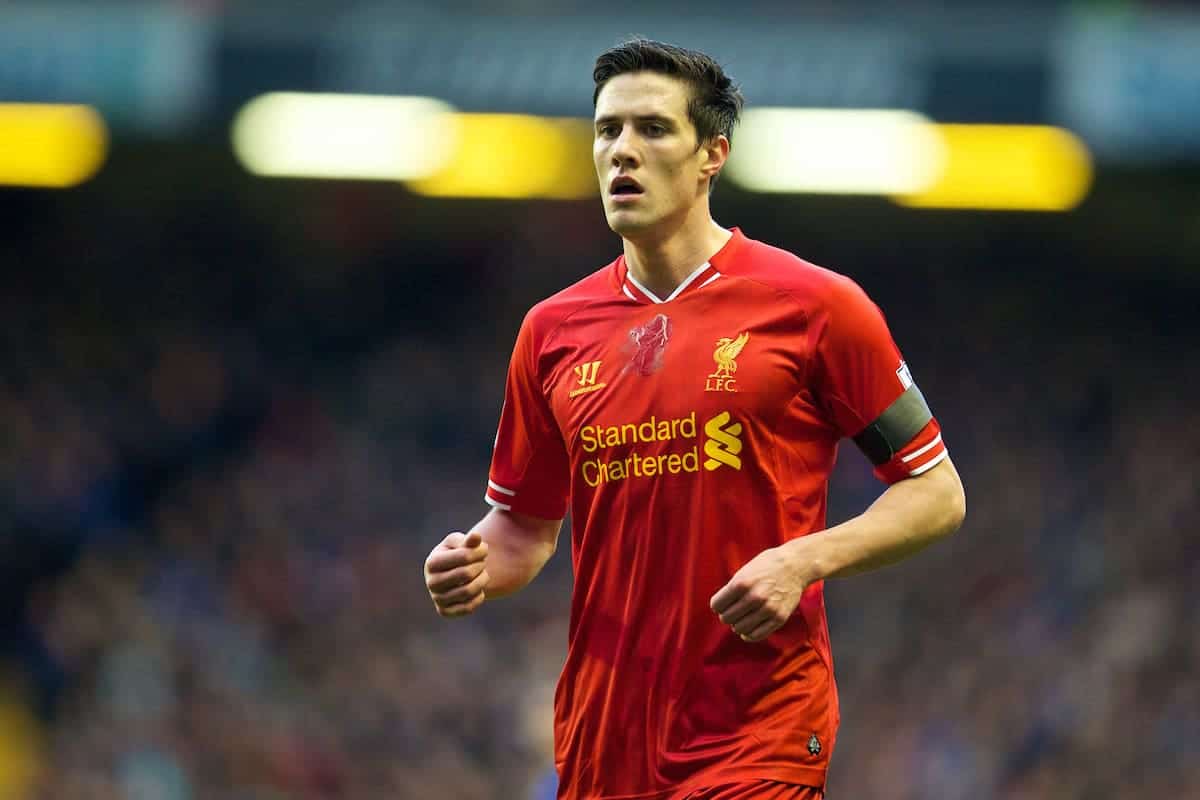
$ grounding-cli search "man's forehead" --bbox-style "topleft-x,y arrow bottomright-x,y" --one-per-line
595,72 -> 690,119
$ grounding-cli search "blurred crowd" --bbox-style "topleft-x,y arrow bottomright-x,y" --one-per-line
0,176 -> 1196,799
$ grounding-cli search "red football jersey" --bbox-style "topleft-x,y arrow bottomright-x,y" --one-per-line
486,228 -> 947,799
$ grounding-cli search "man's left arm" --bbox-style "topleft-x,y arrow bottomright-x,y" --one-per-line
711,275 -> 967,642
711,457 -> 965,642
804,453 -> 965,579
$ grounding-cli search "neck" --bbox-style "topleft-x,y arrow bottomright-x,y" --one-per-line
623,208 -> 731,300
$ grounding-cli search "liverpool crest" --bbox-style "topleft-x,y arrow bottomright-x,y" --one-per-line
705,331 -> 749,393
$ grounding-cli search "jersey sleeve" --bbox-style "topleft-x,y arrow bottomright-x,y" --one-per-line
485,312 -> 570,519
812,276 -> 948,484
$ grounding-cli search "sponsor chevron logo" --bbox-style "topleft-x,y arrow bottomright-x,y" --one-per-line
703,411 -> 743,471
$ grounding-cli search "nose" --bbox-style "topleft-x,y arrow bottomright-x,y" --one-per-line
611,127 -> 640,169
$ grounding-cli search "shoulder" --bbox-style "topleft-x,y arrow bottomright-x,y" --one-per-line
731,234 -> 869,314
519,259 -> 619,346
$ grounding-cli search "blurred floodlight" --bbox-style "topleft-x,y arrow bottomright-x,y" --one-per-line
231,93 -> 457,180
405,114 -> 594,199
0,104 -> 108,188
893,125 -> 1094,211
726,109 -> 945,195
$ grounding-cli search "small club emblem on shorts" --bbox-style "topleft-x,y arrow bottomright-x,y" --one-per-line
808,734 -> 821,756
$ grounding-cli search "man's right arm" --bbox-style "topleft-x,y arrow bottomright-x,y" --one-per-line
424,508 -> 563,617
428,306 -> 569,617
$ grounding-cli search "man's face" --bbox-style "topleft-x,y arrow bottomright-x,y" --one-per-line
593,72 -> 724,239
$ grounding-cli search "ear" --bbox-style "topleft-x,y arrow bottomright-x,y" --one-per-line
699,134 -> 730,183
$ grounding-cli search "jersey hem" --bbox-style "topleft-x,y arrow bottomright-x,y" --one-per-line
560,765 -> 828,800
873,419 -> 947,484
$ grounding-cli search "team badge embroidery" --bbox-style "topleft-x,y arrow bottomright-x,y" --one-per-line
705,331 -> 749,393
626,314 -> 672,376
808,733 -> 822,756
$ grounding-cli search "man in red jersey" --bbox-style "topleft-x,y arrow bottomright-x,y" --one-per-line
424,38 -> 966,800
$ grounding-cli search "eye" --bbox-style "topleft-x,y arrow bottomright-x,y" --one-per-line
597,123 -> 620,138
644,123 -> 667,137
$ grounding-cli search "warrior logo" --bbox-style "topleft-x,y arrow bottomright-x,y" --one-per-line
569,361 -> 606,398
626,313 -> 672,376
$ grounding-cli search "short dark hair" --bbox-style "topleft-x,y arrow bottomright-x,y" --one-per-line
593,38 -> 744,190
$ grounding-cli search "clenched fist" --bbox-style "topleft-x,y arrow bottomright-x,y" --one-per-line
424,531 -> 491,617
710,543 -> 812,642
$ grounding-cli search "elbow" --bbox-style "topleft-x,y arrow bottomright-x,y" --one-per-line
919,456 -> 965,540
945,483 -> 966,536
540,536 -> 558,566
940,469 -> 967,538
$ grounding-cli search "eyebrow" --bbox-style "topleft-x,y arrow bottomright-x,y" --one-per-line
594,114 -> 677,128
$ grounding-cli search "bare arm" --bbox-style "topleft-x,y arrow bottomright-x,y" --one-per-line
798,454 -> 966,580
469,508 -> 563,599
424,508 -> 563,617
711,456 -> 966,641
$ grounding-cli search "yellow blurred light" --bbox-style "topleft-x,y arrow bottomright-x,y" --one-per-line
0,679 -> 42,795
231,93 -> 457,180
0,104 -> 108,188
895,125 -> 1093,211
406,114 -> 594,199
725,109 -> 945,195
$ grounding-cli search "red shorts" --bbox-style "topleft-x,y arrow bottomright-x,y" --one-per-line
678,781 -> 822,800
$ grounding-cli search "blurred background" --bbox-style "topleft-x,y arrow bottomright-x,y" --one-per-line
1,1 -> 1198,798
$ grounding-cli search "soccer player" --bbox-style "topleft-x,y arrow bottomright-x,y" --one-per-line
423,39 -> 966,800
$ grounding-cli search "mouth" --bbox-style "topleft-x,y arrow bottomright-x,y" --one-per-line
609,175 -> 645,201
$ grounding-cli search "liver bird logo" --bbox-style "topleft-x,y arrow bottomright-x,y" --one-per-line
626,313 -> 673,376
711,332 -> 749,378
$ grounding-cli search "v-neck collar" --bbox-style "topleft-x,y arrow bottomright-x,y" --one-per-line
615,228 -> 744,305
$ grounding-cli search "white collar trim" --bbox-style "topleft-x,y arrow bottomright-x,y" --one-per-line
626,261 -> 715,304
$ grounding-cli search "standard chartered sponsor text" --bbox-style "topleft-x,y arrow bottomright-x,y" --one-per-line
578,412 -> 741,487
581,449 -> 702,486
579,413 -> 697,452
